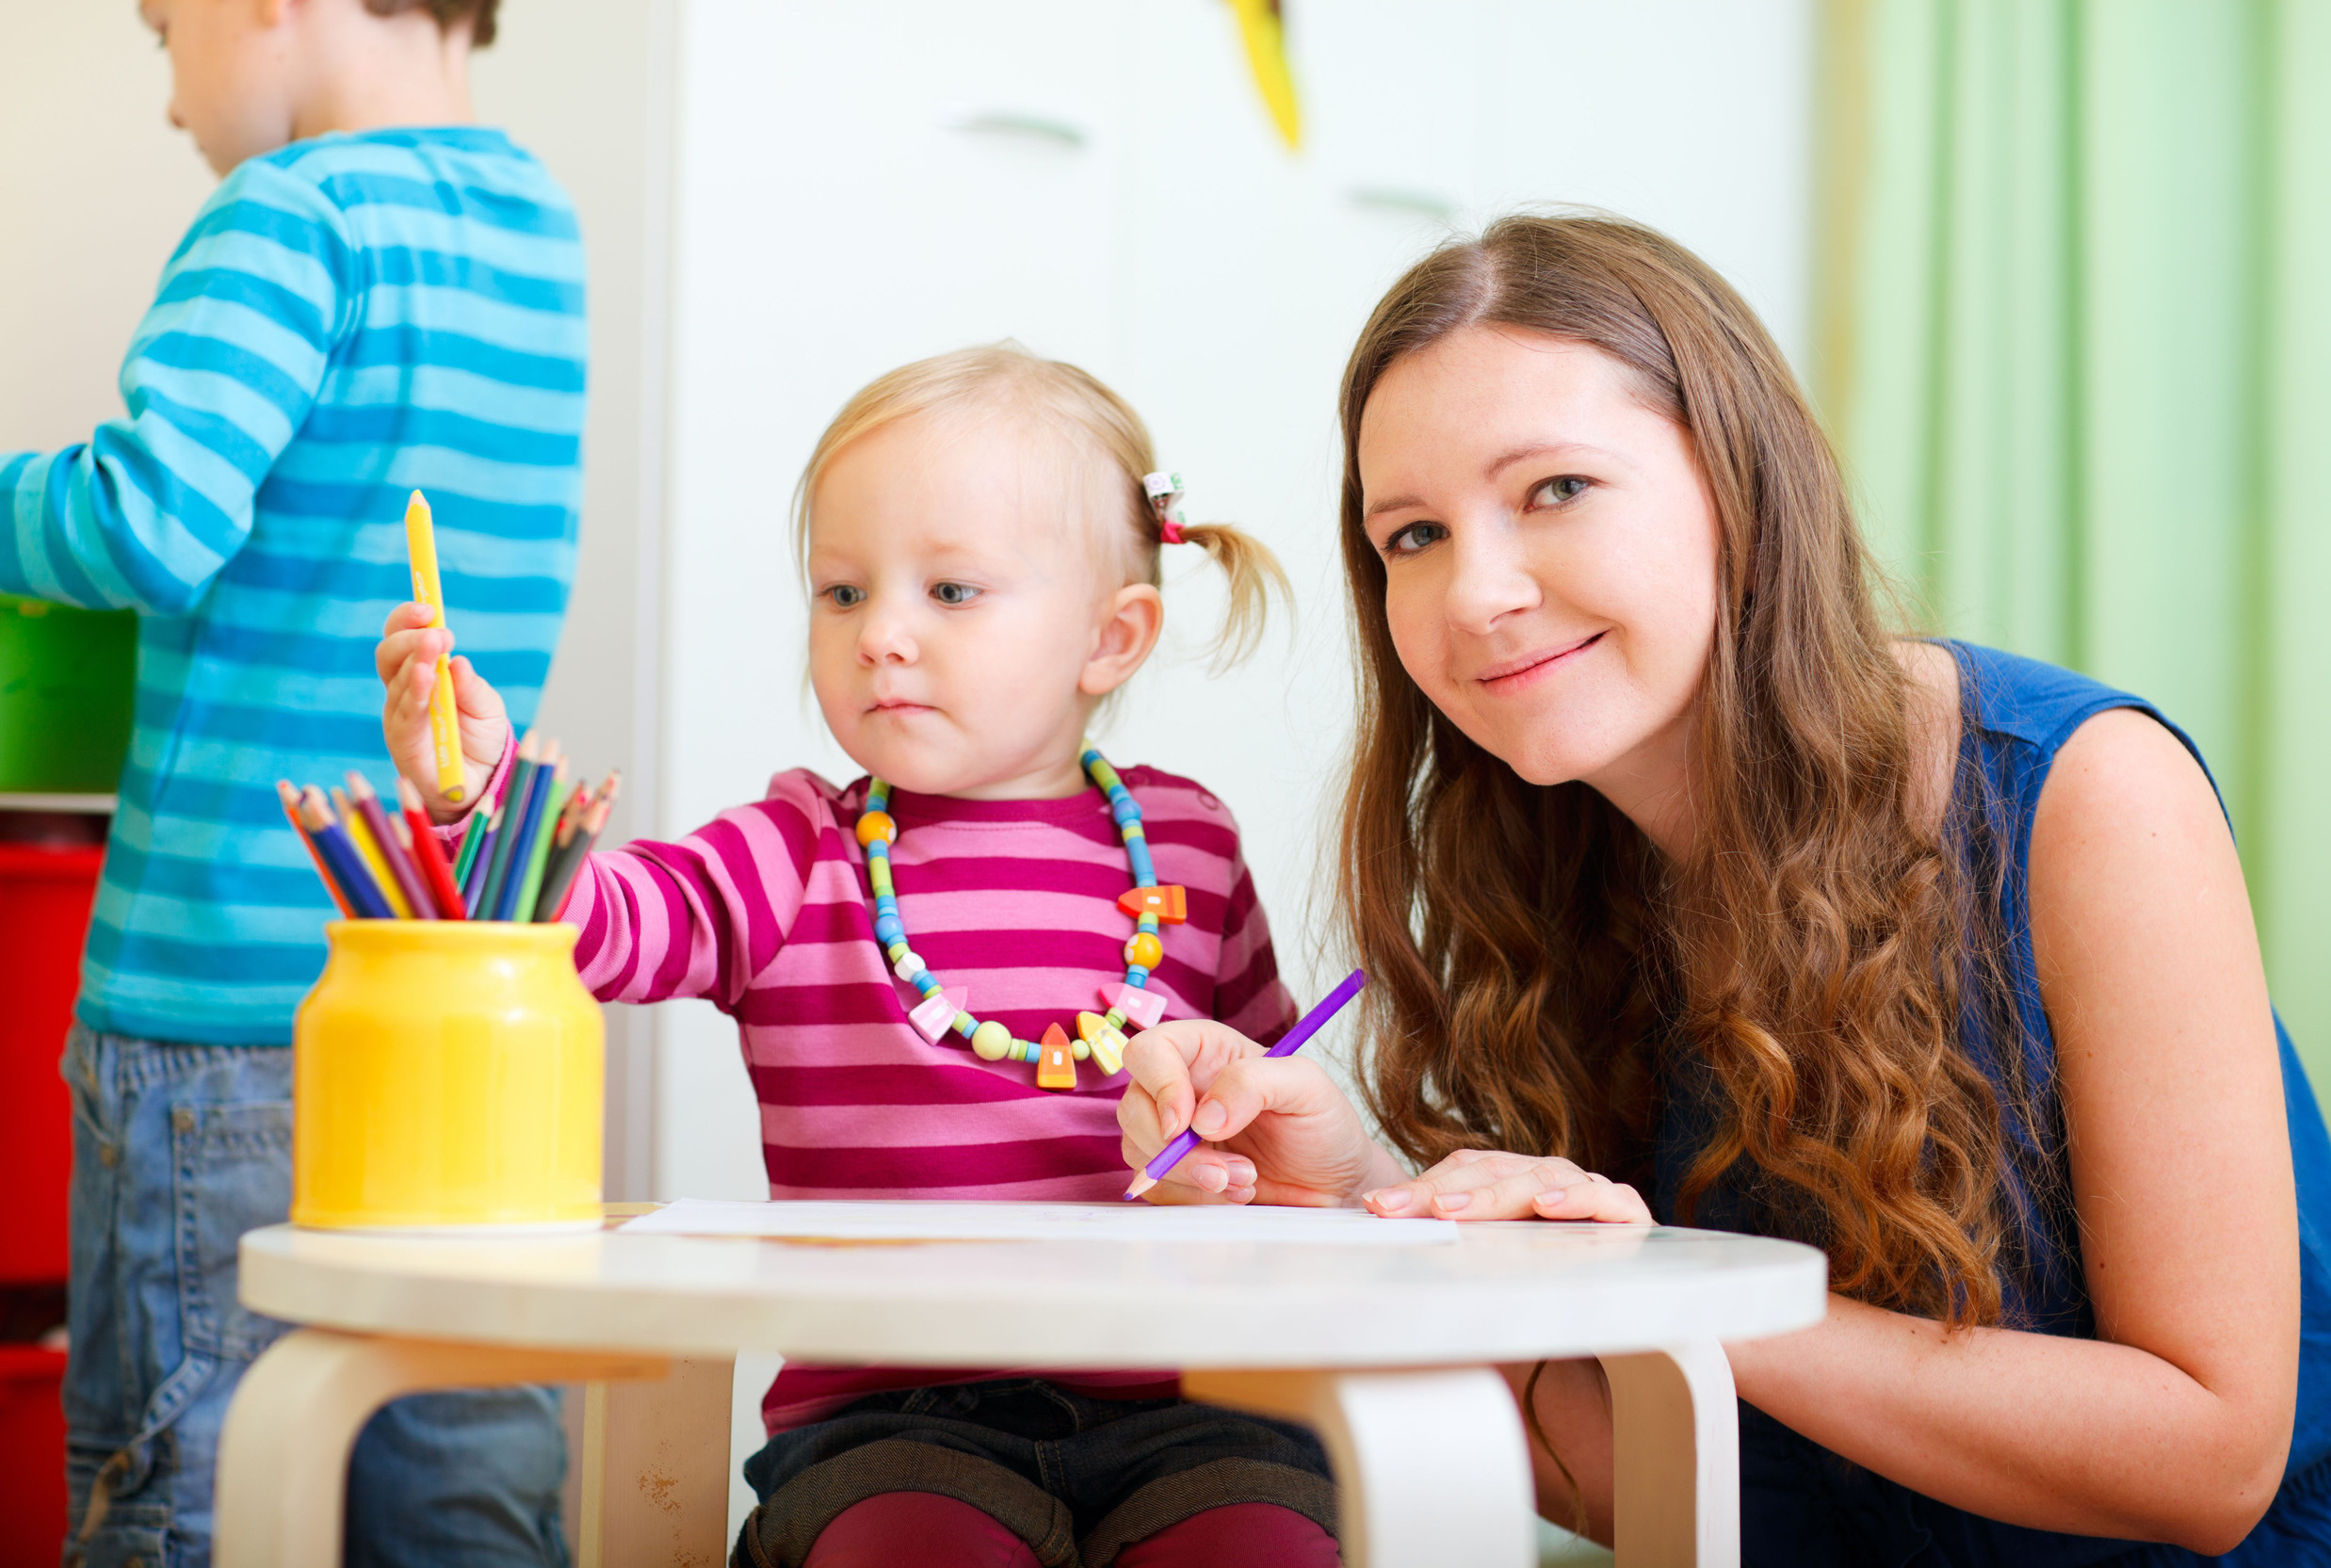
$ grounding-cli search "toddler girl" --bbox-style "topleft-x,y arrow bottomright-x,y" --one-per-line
376,345 -> 1340,1568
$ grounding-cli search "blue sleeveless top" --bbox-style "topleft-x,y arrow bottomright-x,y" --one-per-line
1652,643 -> 2331,1565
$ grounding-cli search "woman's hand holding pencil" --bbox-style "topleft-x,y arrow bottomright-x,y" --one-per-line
378,600 -> 510,821
1116,1010 -> 1409,1208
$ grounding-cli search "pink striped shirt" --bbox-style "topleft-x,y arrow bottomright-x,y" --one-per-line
551,765 -> 1296,1429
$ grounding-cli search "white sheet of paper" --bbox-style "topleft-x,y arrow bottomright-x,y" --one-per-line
620,1197 -> 1459,1246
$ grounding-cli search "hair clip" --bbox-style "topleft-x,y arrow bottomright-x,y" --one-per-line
1143,470 -> 1190,544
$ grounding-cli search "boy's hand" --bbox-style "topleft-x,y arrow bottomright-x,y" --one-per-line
377,602 -> 509,821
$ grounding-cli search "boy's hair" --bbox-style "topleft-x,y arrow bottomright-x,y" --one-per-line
363,0 -> 498,45
793,343 -> 1288,667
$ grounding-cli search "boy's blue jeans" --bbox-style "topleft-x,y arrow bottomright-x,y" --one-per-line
59,1026 -> 570,1568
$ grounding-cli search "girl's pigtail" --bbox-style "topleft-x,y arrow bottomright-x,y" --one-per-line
1176,522 -> 1292,670
1145,475 -> 1289,670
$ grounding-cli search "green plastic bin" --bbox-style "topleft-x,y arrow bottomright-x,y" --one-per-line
0,596 -> 136,794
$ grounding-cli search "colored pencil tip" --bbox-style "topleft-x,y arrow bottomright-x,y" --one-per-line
345,769 -> 376,799
1121,1173 -> 1157,1203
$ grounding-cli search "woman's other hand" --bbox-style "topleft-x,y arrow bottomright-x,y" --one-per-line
1118,1019 -> 1406,1206
376,602 -> 509,821
1363,1150 -> 1654,1222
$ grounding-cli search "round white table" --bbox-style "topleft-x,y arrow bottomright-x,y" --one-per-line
218,1215 -> 1823,1568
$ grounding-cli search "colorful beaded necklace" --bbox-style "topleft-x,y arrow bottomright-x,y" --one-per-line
856,743 -> 1184,1089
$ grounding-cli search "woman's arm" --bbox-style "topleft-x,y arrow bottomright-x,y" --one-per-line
1724,707 -> 2297,1551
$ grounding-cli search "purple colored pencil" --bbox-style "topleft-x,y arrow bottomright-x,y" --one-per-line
1121,968 -> 1367,1201
347,773 -> 433,918
461,805 -> 504,917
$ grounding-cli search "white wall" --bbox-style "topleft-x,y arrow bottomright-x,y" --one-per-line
654,0 -> 1816,1204
0,11 -> 216,446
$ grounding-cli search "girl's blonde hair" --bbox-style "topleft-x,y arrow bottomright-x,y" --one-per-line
792,343 -> 1288,666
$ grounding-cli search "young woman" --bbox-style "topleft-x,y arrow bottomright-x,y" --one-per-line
1115,216 -> 2331,1562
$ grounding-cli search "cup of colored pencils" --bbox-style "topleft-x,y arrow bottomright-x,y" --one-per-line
279,736 -> 617,923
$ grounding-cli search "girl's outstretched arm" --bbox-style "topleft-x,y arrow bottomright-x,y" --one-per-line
550,783 -> 823,1010
1721,707 -> 2297,1552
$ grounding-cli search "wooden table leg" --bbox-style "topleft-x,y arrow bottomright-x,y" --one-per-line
1183,1366 -> 1535,1568
579,1354 -> 737,1568
1600,1341 -> 1739,1568
214,1327 -> 668,1568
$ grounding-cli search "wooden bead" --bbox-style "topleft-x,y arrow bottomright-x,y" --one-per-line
1105,983 -> 1167,1030
892,949 -> 923,982
971,1020 -> 1011,1060
856,811 -> 897,848
1124,931 -> 1163,970
1117,885 -> 1188,924
1036,1023 -> 1077,1090
1076,1010 -> 1128,1075
909,987 -> 967,1044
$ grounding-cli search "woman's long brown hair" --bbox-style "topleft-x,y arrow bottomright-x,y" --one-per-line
1339,215 -> 2030,1326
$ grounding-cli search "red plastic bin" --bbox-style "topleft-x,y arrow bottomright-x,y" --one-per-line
0,843 -> 104,1284
0,1343 -> 69,1563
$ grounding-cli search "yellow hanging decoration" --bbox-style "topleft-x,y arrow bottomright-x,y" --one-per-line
1224,0 -> 1302,150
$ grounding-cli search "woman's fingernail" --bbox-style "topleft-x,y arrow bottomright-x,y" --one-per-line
1162,1106 -> 1185,1138
1372,1188 -> 1412,1212
1436,1191 -> 1472,1212
1226,1159 -> 1256,1187
1192,1101 -> 1227,1136
1194,1163 -> 1228,1193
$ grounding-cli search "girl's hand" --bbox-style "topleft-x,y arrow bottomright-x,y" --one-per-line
1362,1150 -> 1654,1223
1118,1019 -> 1407,1206
376,602 -> 510,821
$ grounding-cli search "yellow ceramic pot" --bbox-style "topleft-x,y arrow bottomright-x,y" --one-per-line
292,920 -> 603,1231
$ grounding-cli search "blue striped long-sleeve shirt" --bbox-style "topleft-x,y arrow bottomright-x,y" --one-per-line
1,127 -> 586,1045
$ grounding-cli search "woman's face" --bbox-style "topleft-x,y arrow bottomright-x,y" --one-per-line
1355,325 -> 1722,841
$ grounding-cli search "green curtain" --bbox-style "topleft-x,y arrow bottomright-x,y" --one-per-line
1814,0 -> 2331,1089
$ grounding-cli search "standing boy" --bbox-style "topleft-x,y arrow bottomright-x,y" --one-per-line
2,1 -> 587,1562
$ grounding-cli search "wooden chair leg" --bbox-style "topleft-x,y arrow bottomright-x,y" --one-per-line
579,1354 -> 737,1568
1184,1366 -> 1536,1568
1599,1341 -> 1740,1568
215,1327 -> 667,1568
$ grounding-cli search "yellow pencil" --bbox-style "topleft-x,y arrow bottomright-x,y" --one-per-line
333,786 -> 415,918
403,490 -> 466,803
